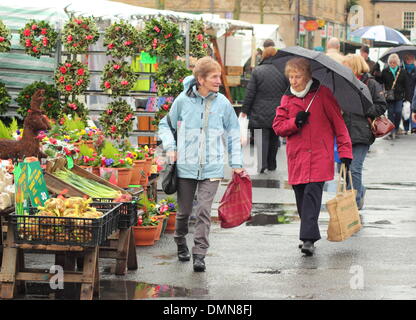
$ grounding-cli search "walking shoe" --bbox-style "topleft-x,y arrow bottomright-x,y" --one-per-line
177,244 -> 191,262
298,242 -> 303,249
301,241 -> 315,256
193,254 -> 206,272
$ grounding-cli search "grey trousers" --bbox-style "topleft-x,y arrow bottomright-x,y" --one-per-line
175,178 -> 220,255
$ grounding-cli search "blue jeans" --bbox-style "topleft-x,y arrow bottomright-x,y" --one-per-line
349,144 -> 370,206
387,100 -> 403,133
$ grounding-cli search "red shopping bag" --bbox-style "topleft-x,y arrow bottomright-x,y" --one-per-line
218,170 -> 252,228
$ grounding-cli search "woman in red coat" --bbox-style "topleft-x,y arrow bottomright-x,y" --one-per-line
272,57 -> 353,256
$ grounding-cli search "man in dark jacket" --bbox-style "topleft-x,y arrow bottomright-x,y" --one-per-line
241,46 -> 289,173
403,54 -> 416,134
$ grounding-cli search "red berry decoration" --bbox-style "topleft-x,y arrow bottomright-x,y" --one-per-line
103,20 -> 141,58
19,20 -> 58,58
62,16 -> 99,54
55,60 -> 90,96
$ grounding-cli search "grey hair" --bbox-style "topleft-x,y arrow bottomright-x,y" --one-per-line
387,53 -> 400,65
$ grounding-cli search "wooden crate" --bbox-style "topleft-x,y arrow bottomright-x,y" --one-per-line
226,66 -> 244,76
226,75 -> 241,87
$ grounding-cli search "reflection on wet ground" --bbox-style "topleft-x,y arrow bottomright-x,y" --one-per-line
19,281 -> 209,300
246,203 -> 299,226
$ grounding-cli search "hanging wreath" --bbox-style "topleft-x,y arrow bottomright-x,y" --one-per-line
190,20 -> 210,59
55,60 -> 90,96
0,82 -> 11,115
62,99 -> 89,122
0,20 -> 12,53
16,81 -> 61,118
154,60 -> 192,97
99,99 -> 134,139
101,60 -> 137,97
103,20 -> 141,58
151,101 -> 172,128
18,20 -> 58,58
140,17 -> 184,59
62,16 -> 99,54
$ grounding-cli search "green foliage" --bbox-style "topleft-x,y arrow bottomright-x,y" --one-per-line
100,60 -> 138,97
153,60 -> 191,97
103,20 -> 141,58
190,20 -> 210,59
9,118 -> 18,135
0,20 -> 12,53
0,119 -> 12,139
19,20 -> 58,58
62,16 -> 99,54
100,140 -> 120,160
63,115 -> 86,132
99,99 -> 134,139
78,143 -> 94,157
55,60 -> 90,96
62,99 -> 89,122
0,81 -> 11,115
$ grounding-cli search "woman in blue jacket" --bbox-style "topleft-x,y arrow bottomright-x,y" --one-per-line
158,57 -> 244,272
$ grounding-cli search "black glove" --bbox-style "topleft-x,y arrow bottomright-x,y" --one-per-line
295,111 -> 310,128
340,158 -> 352,170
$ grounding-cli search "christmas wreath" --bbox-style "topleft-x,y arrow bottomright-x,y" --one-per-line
0,81 -> 11,115
18,20 -> 58,58
0,20 -> 12,53
16,81 -> 61,118
190,20 -> 210,59
103,20 -> 141,58
62,99 -> 89,122
99,99 -> 134,139
154,60 -> 191,97
151,101 -> 172,127
101,60 -> 137,97
55,60 -> 90,96
140,17 -> 184,59
62,16 -> 99,54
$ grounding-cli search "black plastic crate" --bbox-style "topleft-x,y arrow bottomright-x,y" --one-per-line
92,198 -> 138,229
11,203 -> 122,247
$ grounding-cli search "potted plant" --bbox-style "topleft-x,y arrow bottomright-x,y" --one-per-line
159,196 -> 178,233
77,144 -> 100,175
134,195 -> 160,245
128,148 -> 146,186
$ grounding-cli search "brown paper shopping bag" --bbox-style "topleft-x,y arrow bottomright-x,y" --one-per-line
326,164 -> 362,242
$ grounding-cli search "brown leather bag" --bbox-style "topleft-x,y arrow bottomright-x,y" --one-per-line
367,115 -> 395,138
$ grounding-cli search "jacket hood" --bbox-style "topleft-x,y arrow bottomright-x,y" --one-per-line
183,75 -> 195,91
285,78 -> 320,97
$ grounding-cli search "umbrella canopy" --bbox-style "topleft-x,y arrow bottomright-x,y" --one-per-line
350,25 -> 411,46
379,45 -> 416,63
271,46 -> 373,115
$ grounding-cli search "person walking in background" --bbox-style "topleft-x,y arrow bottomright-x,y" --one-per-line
342,54 -> 387,210
243,39 -> 275,75
360,45 -> 382,83
402,54 -> 416,134
240,46 -> 289,173
272,58 -> 352,256
158,57 -> 243,272
326,37 -> 345,64
381,53 -> 411,139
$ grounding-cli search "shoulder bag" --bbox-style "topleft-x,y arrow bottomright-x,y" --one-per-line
161,114 -> 178,195
384,68 -> 401,102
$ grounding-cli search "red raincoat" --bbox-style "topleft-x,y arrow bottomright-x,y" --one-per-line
272,80 -> 352,185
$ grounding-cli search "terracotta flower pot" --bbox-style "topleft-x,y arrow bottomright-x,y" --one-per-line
115,167 -> 133,188
133,225 -> 158,246
165,211 -> 177,233
130,160 -> 145,186
153,215 -> 165,240
92,167 -> 100,176
144,158 -> 152,177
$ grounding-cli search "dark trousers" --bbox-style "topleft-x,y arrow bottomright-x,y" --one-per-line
292,182 -> 325,242
254,128 -> 280,172
387,100 -> 403,134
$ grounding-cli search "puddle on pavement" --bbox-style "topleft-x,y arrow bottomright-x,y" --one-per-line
246,203 -> 299,226
365,182 -> 416,191
19,281 -> 209,300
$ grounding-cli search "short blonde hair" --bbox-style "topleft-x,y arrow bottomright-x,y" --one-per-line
387,53 -> 400,65
193,56 -> 221,80
285,57 -> 312,79
343,54 -> 370,75
262,47 -> 277,60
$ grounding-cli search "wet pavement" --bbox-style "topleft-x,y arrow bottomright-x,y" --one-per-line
15,133 -> 416,300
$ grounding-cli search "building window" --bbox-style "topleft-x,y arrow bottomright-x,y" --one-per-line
403,12 -> 415,30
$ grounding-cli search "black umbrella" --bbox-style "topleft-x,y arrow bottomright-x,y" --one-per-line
271,46 -> 373,115
379,45 -> 416,63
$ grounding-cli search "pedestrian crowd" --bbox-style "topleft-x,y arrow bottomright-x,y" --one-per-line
158,38 -> 415,271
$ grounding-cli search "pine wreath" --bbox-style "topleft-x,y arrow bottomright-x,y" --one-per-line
139,17 -> 184,59
19,20 -> 58,58
0,81 -> 11,115
62,98 -> 89,122
99,99 -> 134,139
104,20 -> 141,58
101,60 -> 137,97
154,60 -> 191,97
16,81 -> 61,118
55,60 -> 90,96
190,20 -> 210,59
62,16 -> 99,54
0,20 -> 12,53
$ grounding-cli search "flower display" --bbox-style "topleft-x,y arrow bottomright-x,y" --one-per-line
41,135 -> 79,160
139,17 -> 184,59
190,20 -> 210,59
55,60 -> 90,96
158,196 -> 178,217
62,98 -> 89,122
18,20 -> 58,58
16,81 -> 61,118
99,99 -> 135,139
103,20 -> 141,58
62,16 -> 99,54
0,20 -> 12,53
100,60 -> 137,96
0,81 -> 11,115
153,59 -> 191,97
152,101 -> 172,128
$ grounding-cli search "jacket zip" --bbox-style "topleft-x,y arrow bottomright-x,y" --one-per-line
197,98 -> 204,179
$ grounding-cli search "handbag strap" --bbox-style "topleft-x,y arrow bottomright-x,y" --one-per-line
391,68 -> 401,90
305,86 -> 321,112
166,114 -> 177,143
337,163 -> 354,194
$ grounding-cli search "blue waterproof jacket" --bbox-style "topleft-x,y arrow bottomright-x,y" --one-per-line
158,76 -> 242,180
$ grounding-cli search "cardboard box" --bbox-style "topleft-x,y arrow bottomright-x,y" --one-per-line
226,66 -> 244,76
226,75 -> 241,87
